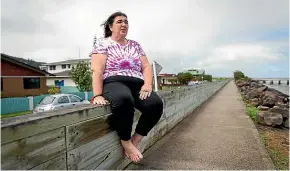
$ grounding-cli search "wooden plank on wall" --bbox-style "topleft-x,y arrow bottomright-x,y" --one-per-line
1,128 -> 66,170
66,115 -> 112,151
67,131 -> 121,170
1,105 -> 112,144
95,146 -> 125,170
28,153 -> 67,170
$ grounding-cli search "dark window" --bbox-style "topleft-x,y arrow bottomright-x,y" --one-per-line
69,95 -> 82,102
54,80 -> 64,86
49,65 -> 56,70
1,78 -> 3,91
57,96 -> 70,104
68,64 -> 71,68
62,64 -> 66,69
23,78 -> 40,89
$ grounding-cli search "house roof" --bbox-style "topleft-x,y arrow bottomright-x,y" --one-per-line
42,58 -> 90,66
1,53 -> 55,76
53,70 -> 71,76
185,69 -> 205,75
159,74 -> 177,77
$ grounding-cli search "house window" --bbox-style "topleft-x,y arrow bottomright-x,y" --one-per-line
49,65 -> 56,70
23,78 -> 40,89
62,65 -> 66,69
68,64 -> 71,68
54,80 -> 64,86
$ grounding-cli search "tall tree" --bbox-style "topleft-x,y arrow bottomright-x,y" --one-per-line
233,70 -> 245,80
177,72 -> 193,85
69,61 -> 92,92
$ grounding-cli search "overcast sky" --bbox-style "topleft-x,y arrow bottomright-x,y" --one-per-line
1,0 -> 289,78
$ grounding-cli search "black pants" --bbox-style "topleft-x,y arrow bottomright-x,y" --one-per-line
103,75 -> 163,141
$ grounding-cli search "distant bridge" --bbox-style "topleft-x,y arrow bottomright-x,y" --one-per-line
252,78 -> 289,85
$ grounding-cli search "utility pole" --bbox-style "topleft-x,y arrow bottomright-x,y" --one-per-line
78,47 -> 80,60
152,61 -> 158,92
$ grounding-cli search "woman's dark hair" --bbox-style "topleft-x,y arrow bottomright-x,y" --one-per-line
101,11 -> 127,38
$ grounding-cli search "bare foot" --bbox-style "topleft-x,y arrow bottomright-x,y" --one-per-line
131,133 -> 144,147
121,140 -> 143,162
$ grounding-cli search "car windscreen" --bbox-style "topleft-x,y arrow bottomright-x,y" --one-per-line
39,96 -> 55,105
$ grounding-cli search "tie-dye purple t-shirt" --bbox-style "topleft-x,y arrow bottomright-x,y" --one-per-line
90,37 -> 146,80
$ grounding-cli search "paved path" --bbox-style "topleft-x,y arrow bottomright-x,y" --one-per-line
126,81 -> 275,170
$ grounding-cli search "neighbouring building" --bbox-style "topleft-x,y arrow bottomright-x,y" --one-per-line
1,53 -> 54,97
159,74 -> 179,85
184,69 -> 205,77
41,58 -> 91,93
40,58 -> 90,74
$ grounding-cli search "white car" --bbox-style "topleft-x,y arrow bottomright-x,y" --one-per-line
33,94 -> 90,113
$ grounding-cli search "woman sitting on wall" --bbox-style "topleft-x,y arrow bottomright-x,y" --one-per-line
90,11 -> 164,163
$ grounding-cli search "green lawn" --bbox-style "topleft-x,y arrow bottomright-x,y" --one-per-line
1,110 -> 33,119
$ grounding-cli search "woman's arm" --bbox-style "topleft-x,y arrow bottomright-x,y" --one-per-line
140,56 -> 153,86
91,54 -> 107,96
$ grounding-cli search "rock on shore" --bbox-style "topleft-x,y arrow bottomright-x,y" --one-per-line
236,79 -> 289,128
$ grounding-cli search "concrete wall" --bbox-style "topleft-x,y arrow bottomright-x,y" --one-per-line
1,80 -> 230,170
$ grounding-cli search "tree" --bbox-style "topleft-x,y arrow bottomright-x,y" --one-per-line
203,74 -> 212,82
177,72 -> 193,85
69,61 -> 92,92
233,70 -> 245,81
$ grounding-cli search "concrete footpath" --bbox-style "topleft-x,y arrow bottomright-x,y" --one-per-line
126,81 -> 276,170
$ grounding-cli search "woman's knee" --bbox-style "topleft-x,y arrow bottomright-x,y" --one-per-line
145,95 -> 164,112
111,92 -> 135,109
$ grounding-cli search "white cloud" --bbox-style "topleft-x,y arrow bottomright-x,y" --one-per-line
1,0 -> 289,77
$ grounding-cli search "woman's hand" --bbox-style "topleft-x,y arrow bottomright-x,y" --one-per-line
139,84 -> 152,100
93,96 -> 109,105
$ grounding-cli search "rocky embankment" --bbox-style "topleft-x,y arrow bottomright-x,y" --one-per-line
236,79 -> 289,128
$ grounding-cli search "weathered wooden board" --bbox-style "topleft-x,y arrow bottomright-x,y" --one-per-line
66,115 -> 112,151
67,131 -> 121,170
28,153 -> 66,170
1,105 -> 112,144
1,128 -> 65,170
95,146 -> 125,170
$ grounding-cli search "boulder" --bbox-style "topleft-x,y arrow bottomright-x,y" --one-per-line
241,86 -> 247,92
249,98 -> 259,107
257,111 -> 283,126
237,81 -> 249,87
283,119 -> 289,128
250,82 -> 258,87
270,106 -> 289,118
246,89 -> 259,100
257,106 -> 269,111
257,86 -> 268,93
275,102 -> 289,109
261,90 -> 284,107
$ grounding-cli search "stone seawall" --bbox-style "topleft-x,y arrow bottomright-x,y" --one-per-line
236,79 -> 289,128
1,80 -> 230,170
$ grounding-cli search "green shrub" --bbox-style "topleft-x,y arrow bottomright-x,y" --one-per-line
246,106 -> 258,121
203,74 -> 212,82
48,85 -> 59,94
